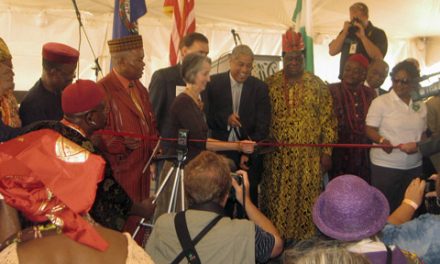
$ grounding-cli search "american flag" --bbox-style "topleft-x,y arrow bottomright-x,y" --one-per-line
164,0 -> 196,65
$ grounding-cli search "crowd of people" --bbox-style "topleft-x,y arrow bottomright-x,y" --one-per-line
0,1 -> 439,263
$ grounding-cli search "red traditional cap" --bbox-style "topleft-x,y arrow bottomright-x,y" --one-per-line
62,79 -> 105,114
347,54 -> 369,69
42,42 -> 79,64
282,28 -> 304,53
108,34 -> 143,54
0,129 -> 108,251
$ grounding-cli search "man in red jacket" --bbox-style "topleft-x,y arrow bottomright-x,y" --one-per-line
97,34 -> 158,202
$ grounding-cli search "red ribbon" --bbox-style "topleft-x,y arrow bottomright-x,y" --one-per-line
94,129 -> 399,149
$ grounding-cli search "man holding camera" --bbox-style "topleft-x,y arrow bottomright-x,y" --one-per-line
146,151 -> 283,263
329,2 -> 388,79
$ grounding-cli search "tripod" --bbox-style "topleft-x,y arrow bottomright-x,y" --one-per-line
131,148 -> 187,241
153,148 -> 188,216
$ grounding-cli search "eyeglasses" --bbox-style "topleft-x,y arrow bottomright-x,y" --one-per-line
392,78 -> 413,85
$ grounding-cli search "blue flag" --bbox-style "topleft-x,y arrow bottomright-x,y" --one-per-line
112,0 -> 147,38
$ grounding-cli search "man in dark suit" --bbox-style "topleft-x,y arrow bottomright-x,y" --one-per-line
149,32 -> 209,135
401,136 -> 440,169
206,44 -> 271,207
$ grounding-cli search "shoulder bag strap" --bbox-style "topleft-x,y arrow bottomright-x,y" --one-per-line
171,212 -> 223,264
385,244 -> 393,264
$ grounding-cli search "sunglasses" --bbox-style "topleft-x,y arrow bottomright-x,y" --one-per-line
392,78 -> 413,85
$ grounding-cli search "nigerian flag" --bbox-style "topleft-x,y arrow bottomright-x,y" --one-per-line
292,0 -> 314,73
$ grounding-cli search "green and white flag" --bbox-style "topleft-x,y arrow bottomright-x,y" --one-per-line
292,0 -> 314,73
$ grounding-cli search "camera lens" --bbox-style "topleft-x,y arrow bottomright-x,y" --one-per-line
425,179 -> 436,193
424,179 -> 440,214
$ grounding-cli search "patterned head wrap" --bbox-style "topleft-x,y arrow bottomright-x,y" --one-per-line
108,34 -> 143,54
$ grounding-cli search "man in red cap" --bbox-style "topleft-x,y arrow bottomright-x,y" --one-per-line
19,42 -> 79,126
260,28 -> 337,242
97,35 -> 158,203
10,79 -> 156,243
328,53 -> 376,183
0,80 -> 156,261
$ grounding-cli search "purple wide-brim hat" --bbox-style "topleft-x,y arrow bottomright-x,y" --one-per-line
312,175 -> 390,241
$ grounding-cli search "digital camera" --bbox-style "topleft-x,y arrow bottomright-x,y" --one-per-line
425,179 -> 440,214
348,17 -> 361,37
229,173 -> 243,200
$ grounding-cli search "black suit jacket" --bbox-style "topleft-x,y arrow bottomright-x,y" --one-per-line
419,136 -> 440,157
0,119 -> 21,142
378,87 -> 388,96
206,72 -> 271,142
149,64 -> 209,136
149,65 -> 185,136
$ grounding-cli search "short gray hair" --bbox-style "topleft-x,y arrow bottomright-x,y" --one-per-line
181,53 -> 211,84
231,44 -> 254,60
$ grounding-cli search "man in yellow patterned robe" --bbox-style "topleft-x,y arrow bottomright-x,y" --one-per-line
0,37 -> 20,128
260,29 -> 337,241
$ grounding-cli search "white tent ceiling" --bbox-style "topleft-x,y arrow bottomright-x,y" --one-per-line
2,0 -> 440,38
0,0 -> 439,91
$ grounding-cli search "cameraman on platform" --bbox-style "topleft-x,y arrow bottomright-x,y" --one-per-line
146,151 -> 283,263
329,2 -> 388,79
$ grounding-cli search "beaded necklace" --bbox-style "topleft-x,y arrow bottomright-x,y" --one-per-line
283,75 -> 303,112
341,83 -> 369,135
0,214 -> 96,251
184,86 -> 204,110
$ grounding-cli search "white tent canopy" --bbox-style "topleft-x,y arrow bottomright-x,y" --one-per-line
1,0 -> 439,91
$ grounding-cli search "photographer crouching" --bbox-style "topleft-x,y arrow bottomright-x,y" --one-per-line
329,2 -> 388,79
383,175 -> 440,263
146,151 -> 283,263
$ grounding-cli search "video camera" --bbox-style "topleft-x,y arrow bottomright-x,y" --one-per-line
410,74 -> 440,101
425,179 -> 440,214
176,129 -> 189,162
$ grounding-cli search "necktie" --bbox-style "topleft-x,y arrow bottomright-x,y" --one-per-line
229,83 -> 242,141
128,81 -> 145,119
232,83 -> 242,114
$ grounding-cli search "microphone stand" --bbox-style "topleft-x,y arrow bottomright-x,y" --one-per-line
71,0 -> 103,80
231,29 -> 238,46
236,31 -> 242,45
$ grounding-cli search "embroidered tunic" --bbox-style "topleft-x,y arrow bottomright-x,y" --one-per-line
260,70 -> 337,240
